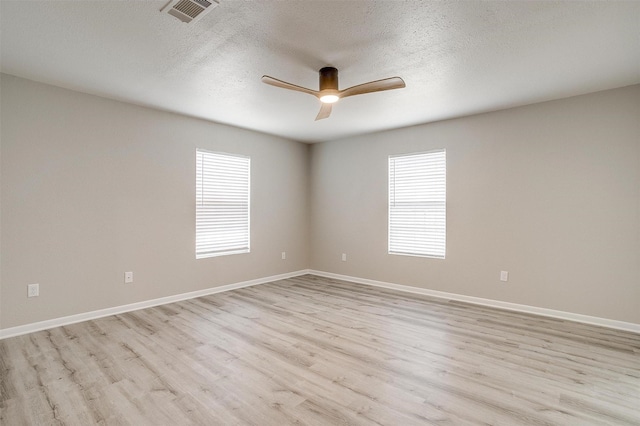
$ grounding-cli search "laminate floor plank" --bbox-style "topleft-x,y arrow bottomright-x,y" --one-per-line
1,274 -> 639,425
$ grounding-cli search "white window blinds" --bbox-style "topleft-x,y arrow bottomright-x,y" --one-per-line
389,149 -> 446,258
196,149 -> 250,259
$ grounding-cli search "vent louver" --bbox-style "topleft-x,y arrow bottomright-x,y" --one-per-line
161,0 -> 219,24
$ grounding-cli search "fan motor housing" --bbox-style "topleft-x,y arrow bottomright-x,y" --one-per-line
319,67 -> 339,90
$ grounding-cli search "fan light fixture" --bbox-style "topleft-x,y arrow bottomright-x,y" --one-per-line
261,66 -> 405,120
320,93 -> 339,104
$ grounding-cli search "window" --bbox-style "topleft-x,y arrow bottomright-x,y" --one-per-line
389,149 -> 446,258
196,149 -> 250,259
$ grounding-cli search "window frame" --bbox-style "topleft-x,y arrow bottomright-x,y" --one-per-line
388,149 -> 446,259
195,149 -> 251,259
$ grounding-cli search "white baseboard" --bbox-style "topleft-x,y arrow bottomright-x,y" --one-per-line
0,269 -> 311,340
308,270 -> 640,334
4,269 -> 637,339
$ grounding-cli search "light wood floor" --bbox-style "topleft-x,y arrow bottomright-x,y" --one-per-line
1,274 -> 639,425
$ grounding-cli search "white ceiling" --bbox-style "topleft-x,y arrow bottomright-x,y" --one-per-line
1,1 -> 639,143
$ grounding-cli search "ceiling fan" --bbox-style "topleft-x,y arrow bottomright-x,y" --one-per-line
261,67 -> 406,121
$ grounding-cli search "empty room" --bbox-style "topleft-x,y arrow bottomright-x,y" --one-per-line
1,1 -> 639,425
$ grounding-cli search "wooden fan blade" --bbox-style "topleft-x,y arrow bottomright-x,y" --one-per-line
261,76 -> 318,97
339,77 -> 406,99
315,103 -> 332,121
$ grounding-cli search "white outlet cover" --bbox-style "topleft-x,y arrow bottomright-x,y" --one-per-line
500,271 -> 509,282
125,272 -> 133,283
28,283 -> 39,297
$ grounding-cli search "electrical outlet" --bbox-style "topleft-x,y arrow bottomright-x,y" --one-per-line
342,253 -> 347,262
500,271 -> 509,282
281,252 -> 286,260
28,283 -> 39,298
125,271 -> 133,283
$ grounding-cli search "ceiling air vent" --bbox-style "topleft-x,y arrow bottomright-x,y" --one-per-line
161,0 -> 219,24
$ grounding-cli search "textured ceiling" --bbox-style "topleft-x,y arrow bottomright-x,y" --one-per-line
1,1 -> 639,143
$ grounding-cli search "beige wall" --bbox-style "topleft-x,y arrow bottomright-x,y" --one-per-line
2,74 -> 638,330
310,85 -> 640,324
0,74 -> 310,329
